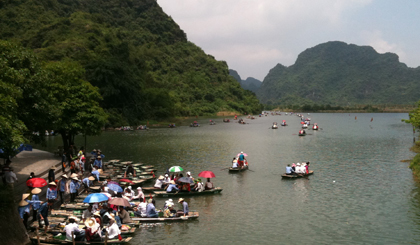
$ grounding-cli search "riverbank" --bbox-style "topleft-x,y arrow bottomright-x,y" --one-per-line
409,142 -> 420,179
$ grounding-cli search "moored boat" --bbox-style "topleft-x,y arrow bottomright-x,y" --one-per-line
153,187 -> 223,197
281,120 -> 287,126
281,170 -> 314,179
132,211 -> 199,222
272,122 -> 278,129
30,236 -> 132,244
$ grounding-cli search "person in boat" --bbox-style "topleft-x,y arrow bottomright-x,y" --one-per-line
164,204 -> 176,218
232,158 -> 238,168
154,175 -> 165,189
238,151 -> 246,168
92,211 -> 102,228
124,162 -> 136,178
186,171 -> 194,182
180,182 -> 191,192
178,198 -> 189,217
104,214 -> 121,240
205,178 -> 214,190
85,217 -> 102,242
305,161 -> 310,174
63,216 -> 85,241
82,205 -> 93,222
163,199 -> 174,209
166,180 -> 179,193
162,174 -> 171,188
193,178 -> 205,192
82,176 -> 95,193
46,182 -> 57,209
291,163 -> 296,172
134,198 -> 147,217
123,188 -> 133,202
91,168 -> 100,181
134,187 -> 145,201
146,199 -> 159,218
286,164 -> 295,175
118,206 -> 132,224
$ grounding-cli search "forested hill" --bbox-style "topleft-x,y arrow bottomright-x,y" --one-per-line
229,69 -> 262,93
0,0 -> 261,125
257,41 -> 420,106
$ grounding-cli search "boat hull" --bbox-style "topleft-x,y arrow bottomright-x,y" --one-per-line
229,165 -> 249,172
132,212 -> 199,222
153,187 -> 223,197
281,171 -> 314,179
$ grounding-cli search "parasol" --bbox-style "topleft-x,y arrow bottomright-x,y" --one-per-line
26,178 -> 47,188
108,197 -> 131,207
83,193 -> 109,203
168,166 -> 183,172
198,171 -> 216,178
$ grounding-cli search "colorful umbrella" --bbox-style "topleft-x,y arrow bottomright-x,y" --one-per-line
178,177 -> 194,184
198,171 -> 216,178
236,153 -> 248,157
83,193 -> 109,203
107,183 -> 123,193
108,197 -> 131,207
169,166 -> 183,172
107,181 -> 119,186
26,178 -> 47,188
119,179 -> 134,184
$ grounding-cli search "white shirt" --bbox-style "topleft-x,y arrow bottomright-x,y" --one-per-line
232,160 -> 238,168
4,171 -> 17,183
106,223 -> 120,239
63,223 -> 81,240
82,209 -> 92,220
137,202 -> 147,217
163,177 -> 171,184
154,179 -> 163,188
134,190 -> 144,200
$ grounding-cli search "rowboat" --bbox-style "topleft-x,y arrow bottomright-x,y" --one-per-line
132,211 -> 199,222
153,187 -> 223,198
30,236 -> 132,244
229,165 -> 249,172
141,186 -> 163,193
281,170 -> 314,179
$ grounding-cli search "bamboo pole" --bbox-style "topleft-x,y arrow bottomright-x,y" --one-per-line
36,227 -> 40,245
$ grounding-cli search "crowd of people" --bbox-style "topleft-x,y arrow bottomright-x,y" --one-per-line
285,162 -> 311,175
150,171 -> 214,193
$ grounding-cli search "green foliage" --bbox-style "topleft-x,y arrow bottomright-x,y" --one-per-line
0,0 -> 262,126
258,41 -> 420,107
403,101 -> 420,130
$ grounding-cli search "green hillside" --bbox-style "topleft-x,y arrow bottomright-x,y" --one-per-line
0,0 -> 261,125
257,41 -> 420,107
229,69 -> 261,93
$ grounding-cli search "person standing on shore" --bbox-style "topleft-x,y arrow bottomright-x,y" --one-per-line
48,166 -> 56,183
18,194 -> 31,229
58,174 -> 68,204
31,188 -> 41,221
61,152 -> 67,173
70,177 -> 80,203
46,182 -> 58,209
4,167 -> 18,187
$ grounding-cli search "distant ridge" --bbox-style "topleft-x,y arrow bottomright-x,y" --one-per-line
229,69 -> 261,93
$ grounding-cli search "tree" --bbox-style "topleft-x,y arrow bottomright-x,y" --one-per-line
402,100 -> 420,130
45,60 -> 108,149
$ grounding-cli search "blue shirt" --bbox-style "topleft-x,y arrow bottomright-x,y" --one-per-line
46,188 -> 57,200
286,166 -> 294,174
38,202 -> 49,218
93,160 -> 102,169
82,178 -> 91,187
32,194 -> 40,210
239,154 -> 245,161
182,201 -> 189,214
18,205 -> 30,219
146,203 -> 157,217
91,170 -> 99,181
70,181 -> 79,193
59,179 -> 67,192
166,184 -> 179,193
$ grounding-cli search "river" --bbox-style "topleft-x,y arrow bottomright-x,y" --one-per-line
39,113 -> 420,244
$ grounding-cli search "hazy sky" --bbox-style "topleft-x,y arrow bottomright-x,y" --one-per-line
158,0 -> 420,81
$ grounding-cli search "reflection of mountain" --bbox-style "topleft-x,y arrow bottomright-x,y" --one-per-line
229,69 -> 262,93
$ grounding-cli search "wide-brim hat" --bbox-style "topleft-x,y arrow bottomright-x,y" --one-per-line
170,180 -> 176,185
109,213 -> 115,221
97,156 -> 102,159
186,171 -> 191,176
50,166 -> 56,170
93,211 -> 101,216
70,173 -> 78,178
85,217 -> 96,228
92,149 -> 97,152
62,174 -> 68,179
178,198 -> 184,203
137,187 -> 142,190
88,176 -> 95,181
158,175 -> 164,180
49,182 -> 57,186
32,188 -> 42,194
22,193 -> 30,200
98,169 -> 104,174
19,200 -> 29,207
72,177 -> 79,181
164,174 -> 169,177
148,199 -> 153,203
69,216 -> 78,221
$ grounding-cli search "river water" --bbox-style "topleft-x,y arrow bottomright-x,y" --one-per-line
39,113 -> 420,244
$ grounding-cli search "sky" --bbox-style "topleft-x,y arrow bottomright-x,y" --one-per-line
157,0 -> 420,81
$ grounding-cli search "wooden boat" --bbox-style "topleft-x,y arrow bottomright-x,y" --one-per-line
132,211 -> 199,222
223,118 -> 230,123
141,186 -> 163,193
30,236 -> 132,244
153,187 -> 223,198
298,130 -> 306,136
281,170 -> 314,179
272,124 -> 278,129
229,165 -> 249,172
140,165 -> 155,170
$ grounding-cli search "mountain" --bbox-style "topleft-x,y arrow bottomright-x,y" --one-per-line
257,41 -> 420,106
0,0 -> 262,125
229,69 -> 262,93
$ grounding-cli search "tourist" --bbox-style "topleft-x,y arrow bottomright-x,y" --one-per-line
118,206 -> 132,224
82,205 -> 93,222
46,182 -> 58,209
162,174 -> 171,188
166,180 -> 179,193
238,151 -> 246,168
70,157 -> 76,174
154,175 -> 164,189
123,188 -> 133,202
124,162 -> 136,178
4,167 -> 17,187
48,166 -> 56,182
92,211 -> 102,227
105,214 -> 121,240
306,162 -> 310,174
63,216 -> 85,241
286,164 -> 295,175
291,163 -> 296,172
37,202 -> 49,234
232,158 -> 238,168
70,176 -> 80,203
146,199 -> 158,218
31,188 -> 42,221
164,204 -> 176,218
194,179 -> 204,192
134,198 -> 147,217
178,198 -> 189,216
205,178 -> 214,190
134,187 -> 145,201
79,154 -> 86,174
186,171 -> 194,182
102,207 -> 114,224
85,217 -> 101,242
